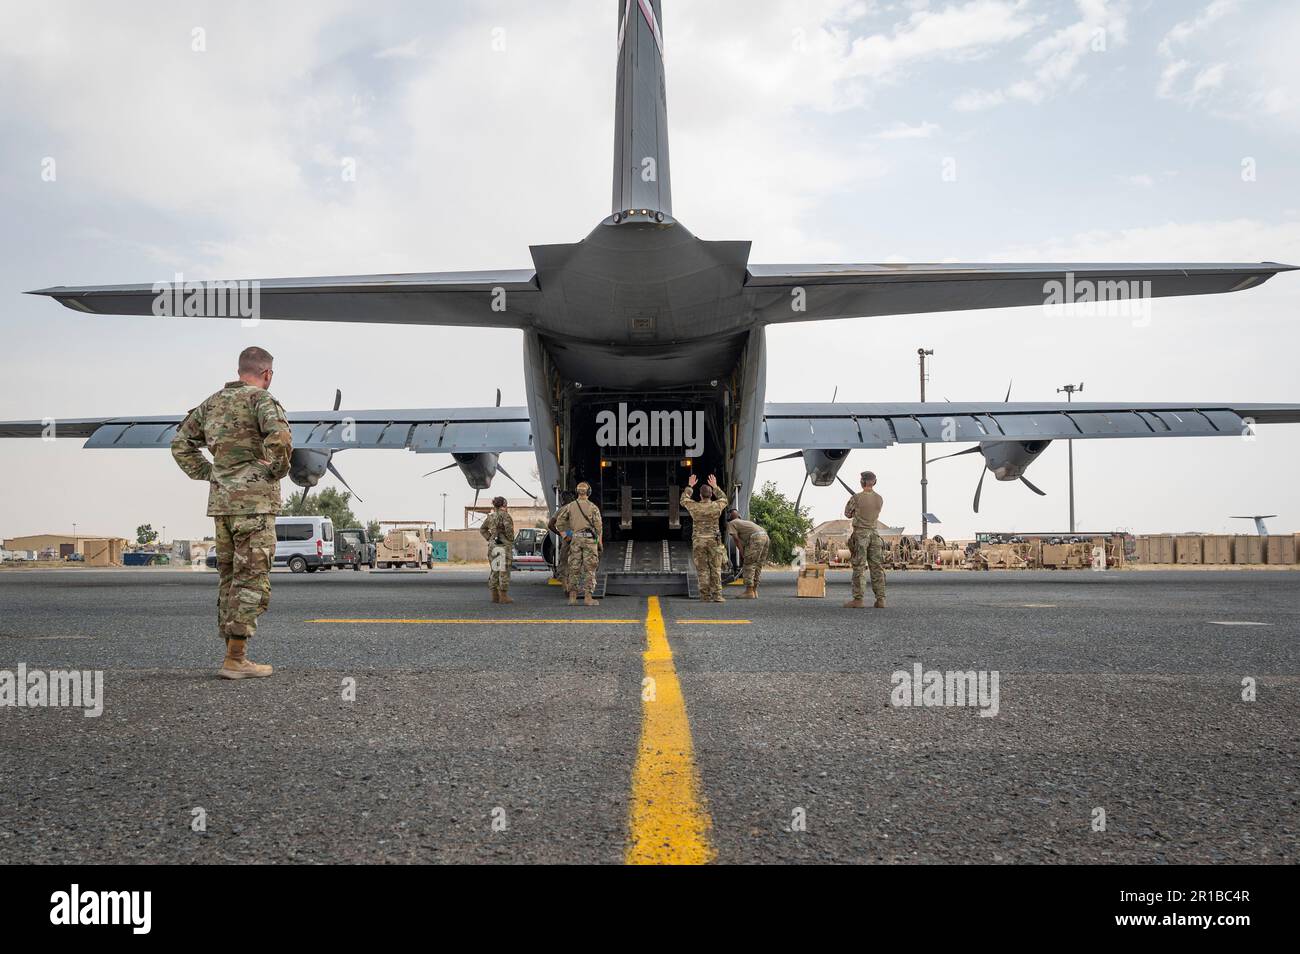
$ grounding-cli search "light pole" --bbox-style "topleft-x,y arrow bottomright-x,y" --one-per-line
441,493 -> 447,533
1057,382 -> 1083,532
919,348 -> 934,540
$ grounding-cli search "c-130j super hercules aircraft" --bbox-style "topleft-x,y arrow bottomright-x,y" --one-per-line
3,0 -> 1298,595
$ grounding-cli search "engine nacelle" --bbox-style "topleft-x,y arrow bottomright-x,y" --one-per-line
289,447 -> 332,489
982,440 -> 1051,480
454,452 -> 500,490
804,448 -> 850,487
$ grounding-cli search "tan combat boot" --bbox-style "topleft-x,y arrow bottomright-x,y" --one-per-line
568,593 -> 578,606
219,638 -> 273,679
498,591 -> 514,604
874,598 -> 886,609
713,595 -> 726,602
583,593 -> 600,606
490,587 -> 500,603
843,598 -> 866,609
740,586 -> 756,599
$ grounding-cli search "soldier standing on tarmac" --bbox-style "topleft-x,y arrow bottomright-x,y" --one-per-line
844,470 -> 887,609
555,482 -> 602,606
171,346 -> 292,679
479,496 -> 515,604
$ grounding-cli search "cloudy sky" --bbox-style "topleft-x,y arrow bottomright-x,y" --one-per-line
1,0 -> 1297,543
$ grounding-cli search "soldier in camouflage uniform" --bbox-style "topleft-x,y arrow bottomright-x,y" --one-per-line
479,496 -> 515,603
546,490 -> 577,598
171,346 -> 292,678
844,470 -> 887,609
554,481 -> 602,606
680,474 -> 728,602
726,509 -> 770,599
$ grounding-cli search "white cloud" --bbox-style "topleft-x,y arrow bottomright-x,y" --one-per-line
954,0 -> 1127,111
877,120 -> 941,138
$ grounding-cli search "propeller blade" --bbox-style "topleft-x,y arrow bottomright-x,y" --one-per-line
473,489 -> 481,509
327,460 -> 362,502
300,485 -> 311,507
496,463 -> 539,501
836,474 -> 856,494
422,461 -> 459,478
1003,379 -> 1013,403
973,466 -> 987,513
758,451 -> 803,464
830,385 -> 838,403
794,472 -> 809,513
495,388 -> 501,408
927,445 -> 983,464
333,388 -> 342,411
1019,475 -> 1047,497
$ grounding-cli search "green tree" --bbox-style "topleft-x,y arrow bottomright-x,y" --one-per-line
135,523 -> 158,545
281,487 -> 359,529
365,519 -> 382,541
747,481 -> 814,565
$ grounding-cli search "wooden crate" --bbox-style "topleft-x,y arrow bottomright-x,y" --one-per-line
796,563 -> 828,598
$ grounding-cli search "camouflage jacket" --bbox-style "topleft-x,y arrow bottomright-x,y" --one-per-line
479,509 -> 515,546
171,381 -> 292,516
680,487 -> 728,544
555,499 -> 602,543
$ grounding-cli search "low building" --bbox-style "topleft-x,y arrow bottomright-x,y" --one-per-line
2,533 -> 130,557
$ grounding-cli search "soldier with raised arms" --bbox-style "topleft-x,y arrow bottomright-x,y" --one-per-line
680,474 -> 728,602
171,346 -> 292,678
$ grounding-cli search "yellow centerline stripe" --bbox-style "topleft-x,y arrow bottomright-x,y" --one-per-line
308,618 -> 639,625
626,596 -> 715,865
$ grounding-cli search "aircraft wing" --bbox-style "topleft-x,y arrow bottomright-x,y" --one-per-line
760,401 -> 1300,449
746,262 -> 1297,323
0,406 -> 534,453
27,270 -> 541,327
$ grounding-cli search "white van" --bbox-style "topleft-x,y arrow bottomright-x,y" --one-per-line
275,516 -> 335,573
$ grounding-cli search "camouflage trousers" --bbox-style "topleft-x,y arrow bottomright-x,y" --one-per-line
487,544 -> 511,593
557,539 -> 573,592
568,537 -> 599,595
742,535 -> 769,587
849,528 -> 886,602
693,540 -> 723,600
214,513 -> 276,639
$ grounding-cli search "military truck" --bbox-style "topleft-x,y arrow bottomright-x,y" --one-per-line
375,524 -> 434,570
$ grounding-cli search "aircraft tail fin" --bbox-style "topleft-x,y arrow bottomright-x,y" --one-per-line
612,0 -> 672,217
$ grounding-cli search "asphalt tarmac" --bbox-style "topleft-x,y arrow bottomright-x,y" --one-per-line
0,567 -> 1295,864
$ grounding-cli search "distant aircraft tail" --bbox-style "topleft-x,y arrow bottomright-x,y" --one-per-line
1230,515 -> 1278,535
612,0 -> 672,217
